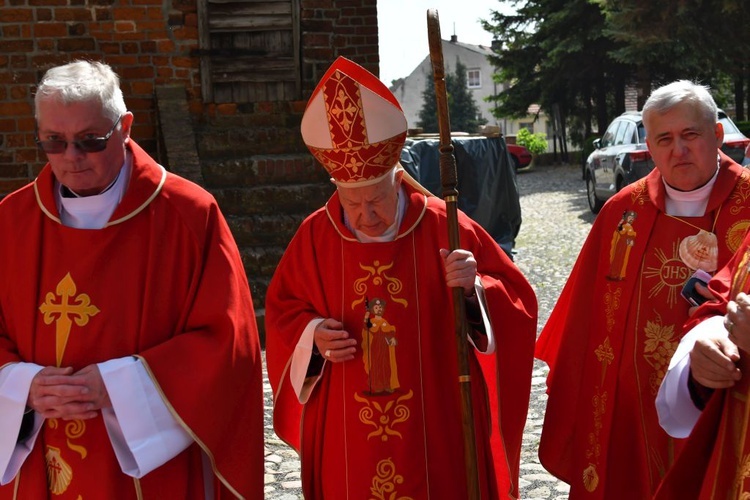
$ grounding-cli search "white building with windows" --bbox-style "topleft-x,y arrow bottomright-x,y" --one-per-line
389,35 -> 552,141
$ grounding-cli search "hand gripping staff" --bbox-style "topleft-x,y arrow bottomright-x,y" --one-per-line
427,8 -> 480,500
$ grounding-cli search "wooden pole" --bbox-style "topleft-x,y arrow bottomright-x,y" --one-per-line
426,8 -> 480,500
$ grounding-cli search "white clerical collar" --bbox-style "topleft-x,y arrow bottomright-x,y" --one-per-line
56,153 -> 132,229
345,186 -> 407,243
663,157 -> 720,217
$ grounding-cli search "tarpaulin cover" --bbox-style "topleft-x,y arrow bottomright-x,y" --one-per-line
400,136 -> 522,258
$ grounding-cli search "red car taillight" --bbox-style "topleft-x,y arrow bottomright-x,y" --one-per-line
725,138 -> 750,149
630,150 -> 651,162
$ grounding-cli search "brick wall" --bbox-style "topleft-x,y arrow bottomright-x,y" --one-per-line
0,0 -> 379,195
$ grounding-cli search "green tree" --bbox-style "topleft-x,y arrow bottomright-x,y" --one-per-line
417,58 -> 487,134
481,0 -> 750,147
482,0 -> 630,147
516,128 -> 548,156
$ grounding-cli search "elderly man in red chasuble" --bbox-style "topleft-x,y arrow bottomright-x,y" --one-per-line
535,80 -> 750,499
265,56 -> 538,499
0,60 -> 263,499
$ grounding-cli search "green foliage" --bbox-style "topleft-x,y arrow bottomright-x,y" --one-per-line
516,128 -> 548,156
481,0 -> 750,150
417,58 -> 487,134
736,121 -> 750,138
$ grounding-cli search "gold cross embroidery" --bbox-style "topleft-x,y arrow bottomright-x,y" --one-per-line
39,273 -> 100,367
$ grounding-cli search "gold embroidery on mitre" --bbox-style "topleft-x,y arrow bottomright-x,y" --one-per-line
45,446 -> 72,495
369,458 -> 414,500
354,390 -> 413,441
39,273 -> 100,367
312,69 -> 405,184
352,261 -> 408,310
643,313 -> 678,395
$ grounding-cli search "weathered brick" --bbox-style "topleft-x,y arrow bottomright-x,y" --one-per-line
3,9 -> 34,22
9,86 -> 28,100
9,54 -> 27,69
94,7 -> 113,21
37,39 -> 55,51
0,101 -> 32,116
114,20 -> 136,33
131,81 -> 154,96
113,7 -> 149,21
33,22 -> 67,38
0,164 -> 28,178
67,23 -> 87,36
0,40 -> 34,53
54,8 -> 93,22
2,25 -> 20,37
36,8 -> 53,21
57,37 -> 96,52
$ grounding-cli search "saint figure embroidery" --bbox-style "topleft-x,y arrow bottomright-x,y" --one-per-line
608,210 -> 637,281
361,298 -> 400,395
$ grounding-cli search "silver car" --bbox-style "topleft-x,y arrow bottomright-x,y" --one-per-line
584,112 -> 653,213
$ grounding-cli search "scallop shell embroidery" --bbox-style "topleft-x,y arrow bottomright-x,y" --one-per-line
45,446 -> 72,495
679,229 -> 718,272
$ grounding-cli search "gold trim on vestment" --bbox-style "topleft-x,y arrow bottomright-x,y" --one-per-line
34,181 -> 62,224
12,471 -> 20,500
106,165 -> 167,227
135,356 -> 245,500
133,477 -> 143,500
32,165 -> 166,227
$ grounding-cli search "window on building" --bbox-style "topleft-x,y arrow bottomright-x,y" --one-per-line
467,69 -> 481,89
519,122 -> 534,133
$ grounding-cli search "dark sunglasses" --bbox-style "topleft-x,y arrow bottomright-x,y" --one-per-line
36,115 -> 122,154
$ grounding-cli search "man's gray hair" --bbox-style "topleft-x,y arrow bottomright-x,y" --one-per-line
642,80 -> 717,132
35,60 -> 127,122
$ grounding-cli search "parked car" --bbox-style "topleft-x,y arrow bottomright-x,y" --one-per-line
743,143 -> 750,166
584,111 -> 653,213
507,143 -> 532,170
718,109 -> 750,163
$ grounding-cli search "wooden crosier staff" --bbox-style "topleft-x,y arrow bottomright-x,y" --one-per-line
426,8 -> 480,500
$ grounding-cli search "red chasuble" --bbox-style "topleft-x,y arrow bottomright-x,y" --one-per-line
0,141 -> 263,499
266,183 -> 538,499
656,228 -> 750,499
536,154 -> 750,498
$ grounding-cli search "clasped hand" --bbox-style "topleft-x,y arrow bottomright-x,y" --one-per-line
27,365 -> 111,420
440,248 -> 477,296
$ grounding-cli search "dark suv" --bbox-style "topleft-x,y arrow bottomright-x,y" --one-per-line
584,111 -> 653,213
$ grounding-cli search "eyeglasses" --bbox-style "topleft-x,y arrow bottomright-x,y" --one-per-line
36,115 -> 122,154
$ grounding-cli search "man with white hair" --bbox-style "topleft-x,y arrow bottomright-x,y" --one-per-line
0,60 -> 263,498
536,80 -> 750,498
265,56 -> 538,499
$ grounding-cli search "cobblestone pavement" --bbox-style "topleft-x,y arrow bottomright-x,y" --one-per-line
263,162 -> 594,499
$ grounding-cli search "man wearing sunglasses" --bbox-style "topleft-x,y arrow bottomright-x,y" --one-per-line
0,60 -> 263,498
